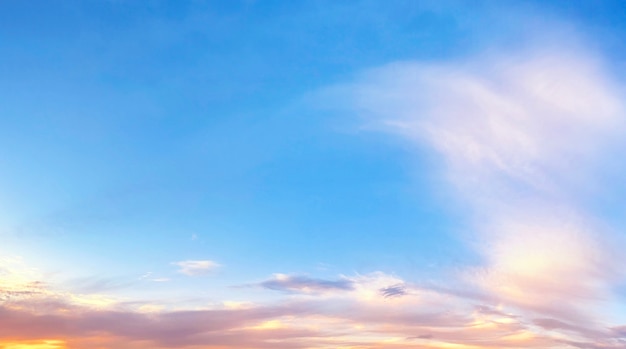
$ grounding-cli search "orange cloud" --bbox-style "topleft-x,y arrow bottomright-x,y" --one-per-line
0,340 -> 66,349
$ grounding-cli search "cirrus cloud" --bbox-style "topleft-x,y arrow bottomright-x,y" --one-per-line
172,260 -> 220,276
333,34 -> 626,337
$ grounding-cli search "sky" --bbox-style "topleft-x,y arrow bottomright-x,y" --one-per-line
2,1 -> 626,348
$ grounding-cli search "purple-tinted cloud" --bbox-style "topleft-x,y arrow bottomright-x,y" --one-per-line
256,274 -> 355,294
379,283 -> 407,298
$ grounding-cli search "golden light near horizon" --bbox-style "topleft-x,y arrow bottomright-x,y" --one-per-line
0,340 -> 66,349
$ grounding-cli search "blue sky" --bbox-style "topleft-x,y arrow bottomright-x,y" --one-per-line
3,1 -> 626,348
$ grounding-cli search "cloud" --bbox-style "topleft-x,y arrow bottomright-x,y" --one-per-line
256,274 -> 354,294
172,260 -> 220,276
332,34 -> 626,344
139,272 -> 170,282
0,269 -> 500,348
379,283 -> 408,298
69,276 -> 135,293
4,258 -> 626,349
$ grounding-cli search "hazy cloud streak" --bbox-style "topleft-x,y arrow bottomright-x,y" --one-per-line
256,274 -> 355,294
172,260 -> 220,276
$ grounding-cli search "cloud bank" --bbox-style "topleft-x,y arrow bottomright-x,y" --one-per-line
4,264 -> 626,349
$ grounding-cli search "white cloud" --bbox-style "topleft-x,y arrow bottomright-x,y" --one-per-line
337,42 -> 626,325
139,272 -> 170,282
172,260 -> 220,276
347,49 -> 624,200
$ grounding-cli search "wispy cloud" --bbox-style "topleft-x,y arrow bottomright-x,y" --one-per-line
139,272 -> 170,283
69,276 -> 135,293
335,34 -> 626,343
379,283 -> 408,298
255,274 -> 354,294
172,260 -> 220,276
